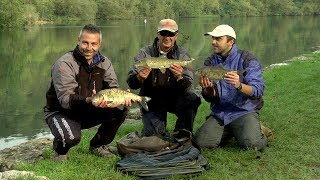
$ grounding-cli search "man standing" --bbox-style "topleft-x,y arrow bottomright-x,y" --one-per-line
127,19 -> 201,136
44,24 -> 133,160
195,24 -> 268,150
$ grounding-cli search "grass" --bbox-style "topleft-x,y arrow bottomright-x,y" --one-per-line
17,52 -> 320,179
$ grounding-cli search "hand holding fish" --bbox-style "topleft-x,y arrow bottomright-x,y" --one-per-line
86,89 -> 151,110
169,64 -> 183,80
123,89 -> 134,107
199,76 -> 216,97
137,67 -> 152,82
90,94 -> 135,108
224,72 -> 241,88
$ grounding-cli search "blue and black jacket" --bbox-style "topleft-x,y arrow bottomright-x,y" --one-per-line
202,44 -> 265,125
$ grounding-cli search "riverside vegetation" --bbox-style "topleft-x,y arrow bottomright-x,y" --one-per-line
13,52 -> 320,179
0,0 -> 319,28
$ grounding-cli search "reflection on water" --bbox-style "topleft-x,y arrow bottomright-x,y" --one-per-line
0,16 -> 319,149
0,132 -> 53,150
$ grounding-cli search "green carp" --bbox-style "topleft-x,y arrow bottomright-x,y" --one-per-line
194,64 -> 245,81
90,89 -> 151,111
134,57 -> 194,73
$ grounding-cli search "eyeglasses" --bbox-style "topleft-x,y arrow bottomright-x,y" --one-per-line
159,30 -> 177,37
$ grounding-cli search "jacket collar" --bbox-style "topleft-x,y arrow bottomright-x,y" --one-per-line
215,44 -> 238,64
152,37 -> 178,59
72,45 -> 105,72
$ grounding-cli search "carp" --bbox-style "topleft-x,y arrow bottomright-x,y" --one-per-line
90,89 -> 151,111
134,57 -> 194,73
194,64 -> 245,81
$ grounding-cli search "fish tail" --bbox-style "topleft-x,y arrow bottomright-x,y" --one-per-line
185,64 -> 193,72
185,58 -> 196,71
139,96 -> 151,111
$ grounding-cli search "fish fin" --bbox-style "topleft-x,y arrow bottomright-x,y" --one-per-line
193,67 -> 204,77
185,60 -> 194,72
139,96 -> 151,111
238,69 -> 246,76
215,63 -> 225,69
160,68 -> 166,74
117,105 -> 124,111
212,79 -> 220,84
86,97 -> 93,103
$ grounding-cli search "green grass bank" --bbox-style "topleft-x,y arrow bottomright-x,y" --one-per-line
18,52 -> 320,179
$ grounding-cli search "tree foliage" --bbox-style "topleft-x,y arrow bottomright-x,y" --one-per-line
0,0 -> 319,28
0,0 -> 25,28
54,0 -> 97,21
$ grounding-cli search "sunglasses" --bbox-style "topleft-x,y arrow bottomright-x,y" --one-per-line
159,30 -> 177,37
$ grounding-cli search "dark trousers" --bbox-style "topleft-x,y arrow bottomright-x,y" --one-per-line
45,107 -> 128,155
142,91 -> 201,136
194,112 -> 268,150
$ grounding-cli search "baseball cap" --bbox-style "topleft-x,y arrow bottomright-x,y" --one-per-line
157,19 -> 178,32
204,24 -> 236,39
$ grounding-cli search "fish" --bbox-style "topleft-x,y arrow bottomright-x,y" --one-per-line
134,57 -> 194,73
89,89 -> 151,111
194,64 -> 245,81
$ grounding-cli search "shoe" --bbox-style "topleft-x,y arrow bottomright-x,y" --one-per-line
52,152 -> 68,161
261,124 -> 274,140
89,145 -> 117,157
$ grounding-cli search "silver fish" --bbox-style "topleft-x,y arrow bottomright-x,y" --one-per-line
90,89 -> 151,111
194,64 -> 245,81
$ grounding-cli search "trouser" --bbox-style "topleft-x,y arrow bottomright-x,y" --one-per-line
45,107 -> 128,155
194,112 -> 267,150
142,91 -> 201,136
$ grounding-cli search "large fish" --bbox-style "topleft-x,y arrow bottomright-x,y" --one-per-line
134,57 -> 194,73
90,89 -> 151,111
194,64 -> 245,81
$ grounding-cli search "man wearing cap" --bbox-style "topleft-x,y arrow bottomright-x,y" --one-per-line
127,19 -> 201,137
194,24 -> 268,151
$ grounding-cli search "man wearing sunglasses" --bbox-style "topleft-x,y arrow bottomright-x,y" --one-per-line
127,19 -> 201,137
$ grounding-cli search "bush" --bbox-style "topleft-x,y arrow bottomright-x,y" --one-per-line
23,4 -> 39,26
96,0 -> 139,19
54,0 -> 97,21
30,0 -> 55,21
0,0 -> 24,28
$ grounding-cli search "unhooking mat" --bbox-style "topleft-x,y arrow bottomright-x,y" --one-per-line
116,130 -> 210,179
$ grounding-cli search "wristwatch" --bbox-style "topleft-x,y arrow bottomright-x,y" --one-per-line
236,83 -> 242,90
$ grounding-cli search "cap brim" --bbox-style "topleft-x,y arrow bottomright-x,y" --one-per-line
204,32 -> 227,37
158,28 -> 177,32
204,32 -> 218,36
204,31 -> 236,39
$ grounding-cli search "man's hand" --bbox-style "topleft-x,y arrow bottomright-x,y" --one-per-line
199,76 -> 216,97
137,67 -> 152,82
123,89 -> 134,107
224,72 -> 241,88
170,64 -> 183,80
